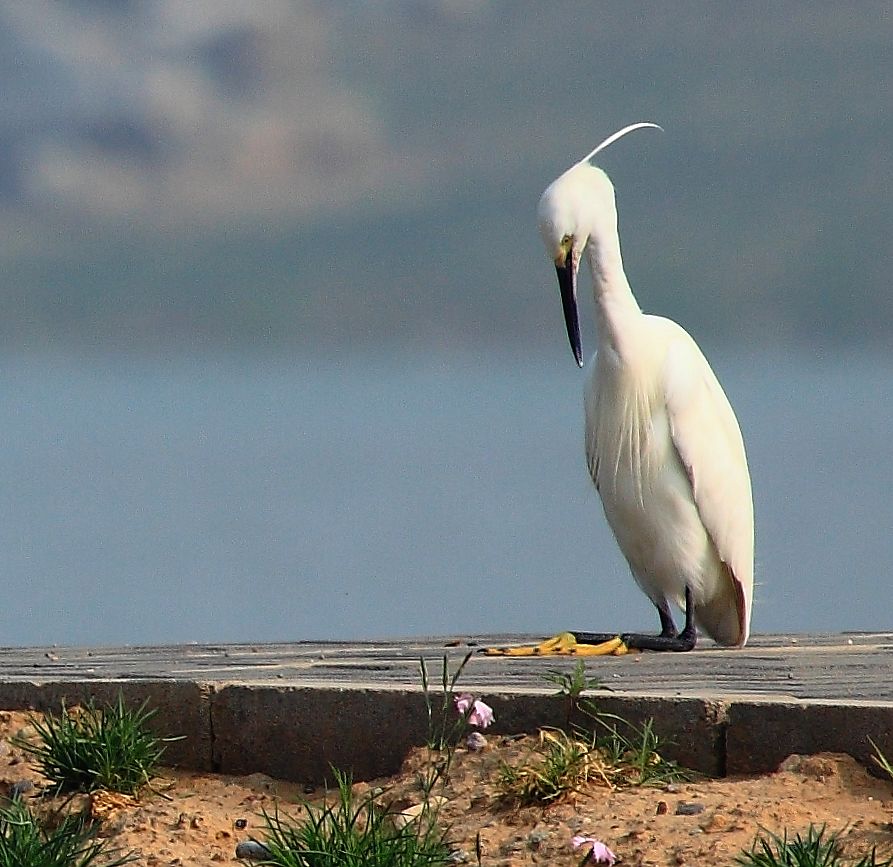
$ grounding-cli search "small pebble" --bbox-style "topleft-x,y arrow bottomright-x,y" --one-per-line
675,802 -> 705,816
656,800 -> 669,815
234,818 -> 248,830
245,773 -> 275,791
235,840 -> 272,860
466,732 -> 487,752
665,783 -> 680,794
9,780 -> 34,799
527,830 -> 548,843
700,811 -> 731,833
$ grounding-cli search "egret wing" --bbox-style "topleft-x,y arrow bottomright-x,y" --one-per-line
661,326 -> 754,644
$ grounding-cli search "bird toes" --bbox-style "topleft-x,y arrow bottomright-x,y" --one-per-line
482,633 -> 628,656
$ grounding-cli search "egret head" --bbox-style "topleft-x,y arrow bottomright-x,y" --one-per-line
537,122 -> 662,367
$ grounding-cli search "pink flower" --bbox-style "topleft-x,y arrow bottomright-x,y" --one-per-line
468,699 -> 494,729
453,692 -> 474,715
572,835 -> 617,865
453,693 -> 495,729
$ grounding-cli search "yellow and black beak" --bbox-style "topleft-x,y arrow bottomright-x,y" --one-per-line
556,247 -> 583,367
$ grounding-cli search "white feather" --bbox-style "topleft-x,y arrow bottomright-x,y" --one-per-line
539,131 -> 754,646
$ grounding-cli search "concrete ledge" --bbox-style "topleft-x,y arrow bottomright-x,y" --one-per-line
211,686 -> 430,782
726,698 -> 893,776
211,688 -> 725,782
2,680 -> 891,785
0,636 -> 891,783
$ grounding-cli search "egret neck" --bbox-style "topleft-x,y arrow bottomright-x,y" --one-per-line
586,216 -> 644,365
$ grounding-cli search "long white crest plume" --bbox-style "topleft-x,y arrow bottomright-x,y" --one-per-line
578,122 -> 663,165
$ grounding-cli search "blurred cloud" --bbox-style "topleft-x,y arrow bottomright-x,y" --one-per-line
0,2 -> 890,351
3,0 -> 422,228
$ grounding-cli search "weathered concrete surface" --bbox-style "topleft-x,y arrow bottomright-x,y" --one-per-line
726,698 -> 893,776
0,632 -> 889,700
0,633 -> 890,783
211,686 -> 431,782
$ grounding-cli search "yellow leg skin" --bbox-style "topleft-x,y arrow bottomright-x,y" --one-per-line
483,633 -> 629,657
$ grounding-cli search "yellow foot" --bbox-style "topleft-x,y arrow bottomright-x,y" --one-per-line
482,632 -> 629,656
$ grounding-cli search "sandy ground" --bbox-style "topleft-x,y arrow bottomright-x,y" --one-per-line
0,710 -> 891,866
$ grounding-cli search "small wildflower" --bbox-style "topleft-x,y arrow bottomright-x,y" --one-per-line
453,693 -> 495,729
453,692 -> 474,715
572,834 -> 617,865
468,699 -> 494,729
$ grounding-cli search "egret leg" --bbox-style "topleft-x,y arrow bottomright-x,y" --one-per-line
656,599 -> 678,638
483,588 -> 698,656
572,587 -> 697,652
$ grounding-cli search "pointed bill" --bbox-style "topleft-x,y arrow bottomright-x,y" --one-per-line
555,249 -> 583,367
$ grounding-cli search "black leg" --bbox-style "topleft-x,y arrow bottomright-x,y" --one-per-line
570,586 -> 697,652
656,599 -> 678,638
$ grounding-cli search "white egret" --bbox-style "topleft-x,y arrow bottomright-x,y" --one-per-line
490,123 -> 753,655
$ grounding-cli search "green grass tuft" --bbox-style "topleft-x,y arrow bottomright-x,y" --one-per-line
590,710 -> 692,787
543,659 -> 605,700
12,694 -> 175,796
497,728 -> 595,804
544,659 -> 606,727
0,797 -> 135,867
736,825 -> 893,867
245,768 -> 451,866
498,710 -> 691,805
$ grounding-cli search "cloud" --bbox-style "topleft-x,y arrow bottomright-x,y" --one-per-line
0,3 -> 890,348
4,0 -> 431,229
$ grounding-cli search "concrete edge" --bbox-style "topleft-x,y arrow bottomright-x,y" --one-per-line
0,680 -> 890,784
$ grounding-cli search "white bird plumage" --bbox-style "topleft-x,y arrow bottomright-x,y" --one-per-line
537,124 -> 754,650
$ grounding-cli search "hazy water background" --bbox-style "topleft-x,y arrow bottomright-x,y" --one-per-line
1,347 -> 889,647
1,4 -> 891,647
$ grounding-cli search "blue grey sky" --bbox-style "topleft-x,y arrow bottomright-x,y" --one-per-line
0,1 -> 890,354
